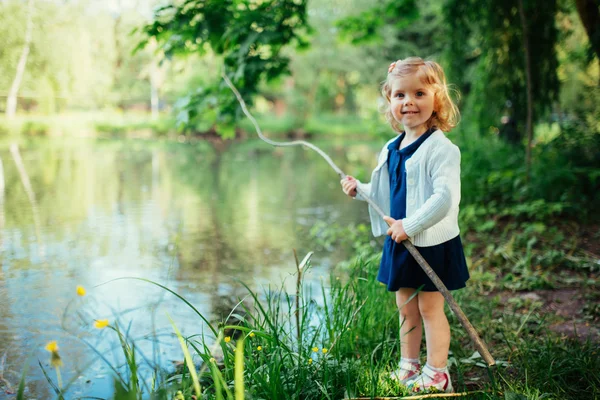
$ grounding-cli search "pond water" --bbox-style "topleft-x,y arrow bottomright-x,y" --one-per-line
0,136 -> 380,399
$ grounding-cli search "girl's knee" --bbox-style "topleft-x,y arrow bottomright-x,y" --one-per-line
418,303 -> 442,319
417,292 -> 445,319
399,304 -> 420,321
397,294 -> 420,321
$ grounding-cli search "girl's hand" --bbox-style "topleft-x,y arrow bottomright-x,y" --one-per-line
383,216 -> 408,243
340,176 -> 358,197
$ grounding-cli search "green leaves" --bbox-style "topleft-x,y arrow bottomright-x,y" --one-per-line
444,0 -> 560,136
140,0 -> 310,135
336,0 -> 419,45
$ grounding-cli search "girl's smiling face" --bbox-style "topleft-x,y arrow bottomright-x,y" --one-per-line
390,74 -> 435,135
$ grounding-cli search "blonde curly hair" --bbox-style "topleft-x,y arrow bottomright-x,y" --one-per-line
381,57 -> 460,133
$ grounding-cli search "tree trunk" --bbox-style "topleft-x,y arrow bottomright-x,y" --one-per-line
518,0 -> 534,182
6,0 -> 34,119
574,0 -> 600,77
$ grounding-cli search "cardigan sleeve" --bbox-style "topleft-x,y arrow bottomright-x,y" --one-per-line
354,181 -> 371,201
402,143 -> 461,238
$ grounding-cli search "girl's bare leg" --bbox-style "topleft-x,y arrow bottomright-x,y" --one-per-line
417,291 -> 450,368
396,288 -> 422,359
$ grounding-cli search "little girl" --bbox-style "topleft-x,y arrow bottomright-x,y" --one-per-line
341,57 -> 469,393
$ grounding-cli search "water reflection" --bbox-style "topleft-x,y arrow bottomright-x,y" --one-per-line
0,137 -> 378,398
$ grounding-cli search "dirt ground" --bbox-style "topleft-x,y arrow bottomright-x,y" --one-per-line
495,288 -> 599,341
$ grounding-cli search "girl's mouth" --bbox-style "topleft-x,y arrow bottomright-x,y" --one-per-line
402,111 -> 419,115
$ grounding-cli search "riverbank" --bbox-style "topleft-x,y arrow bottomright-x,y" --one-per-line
0,111 -> 381,141
25,232 -> 599,399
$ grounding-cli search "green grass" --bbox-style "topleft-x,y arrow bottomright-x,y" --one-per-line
30,235 -> 599,399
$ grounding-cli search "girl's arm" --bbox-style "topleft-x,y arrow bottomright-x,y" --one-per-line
401,144 -> 461,238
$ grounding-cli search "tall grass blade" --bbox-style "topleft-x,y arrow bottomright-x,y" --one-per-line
208,357 -> 234,400
167,313 -> 201,398
212,362 -> 224,400
38,360 -> 60,395
235,339 -> 245,400
16,356 -> 30,400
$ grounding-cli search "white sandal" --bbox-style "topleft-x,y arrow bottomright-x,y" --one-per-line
405,364 -> 454,393
390,359 -> 420,384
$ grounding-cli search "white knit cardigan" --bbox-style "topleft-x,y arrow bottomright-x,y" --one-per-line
355,129 -> 461,247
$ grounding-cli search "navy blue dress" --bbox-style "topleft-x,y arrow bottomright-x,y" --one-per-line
377,129 -> 470,292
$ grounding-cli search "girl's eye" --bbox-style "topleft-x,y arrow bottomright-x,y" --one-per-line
416,91 -> 425,96
395,93 -> 404,98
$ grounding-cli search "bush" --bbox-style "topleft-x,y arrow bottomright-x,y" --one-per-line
529,120 -> 600,214
21,120 -> 50,136
458,119 -> 599,219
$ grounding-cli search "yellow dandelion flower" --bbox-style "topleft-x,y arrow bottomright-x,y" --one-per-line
94,319 -> 109,329
224,336 -> 231,343
249,332 -> 255,338
76,285 -> 86,296
257,346 -> 262,351
322,348 -> 328,354
45,341 -> 59,353
312,347 -> 318,352
308,358 -> 313,364
44,341 -> 62,367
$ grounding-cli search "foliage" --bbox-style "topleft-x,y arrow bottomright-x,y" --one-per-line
455,116 -> 600,220
555,2 -> 600,125
335,0 -> 597,147
109,11 -> 159,110
0,0 -> 170,113
0,111 -> 179,138
336,0 -> 419,46
139,0 -> 310,137
2,0 -> 596,147
336,0 -> 449,62
443,0 -> 560,140
309,221 -> 378,261
276,0 -> 389,125
95,116 -> 177,137
0,0 -> 110,111
20,120 -> 50,137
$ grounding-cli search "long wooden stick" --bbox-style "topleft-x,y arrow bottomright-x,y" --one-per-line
222,73 -> 495,367
346,390 -> 489,399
